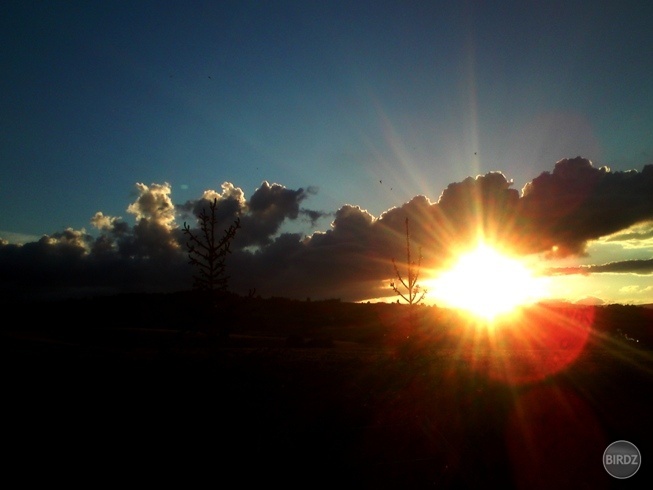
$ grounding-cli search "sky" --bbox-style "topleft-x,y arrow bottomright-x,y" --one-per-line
1,0 -> 653,306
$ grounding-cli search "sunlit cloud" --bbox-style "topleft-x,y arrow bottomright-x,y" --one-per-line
90,212 -> 122,232
126,182 -> 177,230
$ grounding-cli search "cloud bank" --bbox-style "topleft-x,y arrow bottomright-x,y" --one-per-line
2,157 -> 652,302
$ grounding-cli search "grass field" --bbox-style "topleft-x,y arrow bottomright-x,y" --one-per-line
3,295 -> 652,488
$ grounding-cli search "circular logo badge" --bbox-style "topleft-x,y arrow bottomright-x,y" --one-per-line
603,440 -> 641,479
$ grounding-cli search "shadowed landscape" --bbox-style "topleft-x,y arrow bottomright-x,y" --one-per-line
3,293 -> 652,488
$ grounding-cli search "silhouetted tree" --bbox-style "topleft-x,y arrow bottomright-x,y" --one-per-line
391,217 -> 427,306
182,198 -> 240,335
182,198 -> 240,293
389,218 -> 428,360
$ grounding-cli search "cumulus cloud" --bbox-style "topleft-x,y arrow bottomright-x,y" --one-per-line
90,211 -> 122,232
126,182 -> 177,229
518,157 -> 653,256
240,181 -> 311,247
2,157 -> 653,302
176,181 -> 328,249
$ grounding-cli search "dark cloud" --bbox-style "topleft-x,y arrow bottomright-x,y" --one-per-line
2,157 -> 653,302
518,157 -> 653,257
239,181 -> 311,247
177,181 -> 326,249
605,223 -> 653,242
228,205 -> 388,301
300,208 -> 331,227
178,182 -> 246,226
548,258 -> 653,276
1,183 -> 190,300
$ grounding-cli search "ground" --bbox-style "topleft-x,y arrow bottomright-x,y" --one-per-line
2,294 -> 652,488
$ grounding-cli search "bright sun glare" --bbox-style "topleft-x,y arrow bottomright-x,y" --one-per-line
430,243 -> 549,321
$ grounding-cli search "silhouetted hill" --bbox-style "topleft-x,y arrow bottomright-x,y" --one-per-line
4,291 -> 652,344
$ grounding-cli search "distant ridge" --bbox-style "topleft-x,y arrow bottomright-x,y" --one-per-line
575,296 -> 605,306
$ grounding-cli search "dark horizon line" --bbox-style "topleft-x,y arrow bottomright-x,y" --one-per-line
4,288 -> 652,310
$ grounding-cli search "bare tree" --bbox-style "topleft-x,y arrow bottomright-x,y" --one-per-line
182,198 -> 240,293
390,217 -> 427,305
182,198 -> 241,335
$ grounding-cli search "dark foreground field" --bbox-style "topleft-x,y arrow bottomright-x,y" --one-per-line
3,293 -> 652,488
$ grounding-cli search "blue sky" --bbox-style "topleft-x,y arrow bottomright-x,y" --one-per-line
1,1 -> 653,305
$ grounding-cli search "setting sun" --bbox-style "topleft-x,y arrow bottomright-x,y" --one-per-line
429,243 -> 549,321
